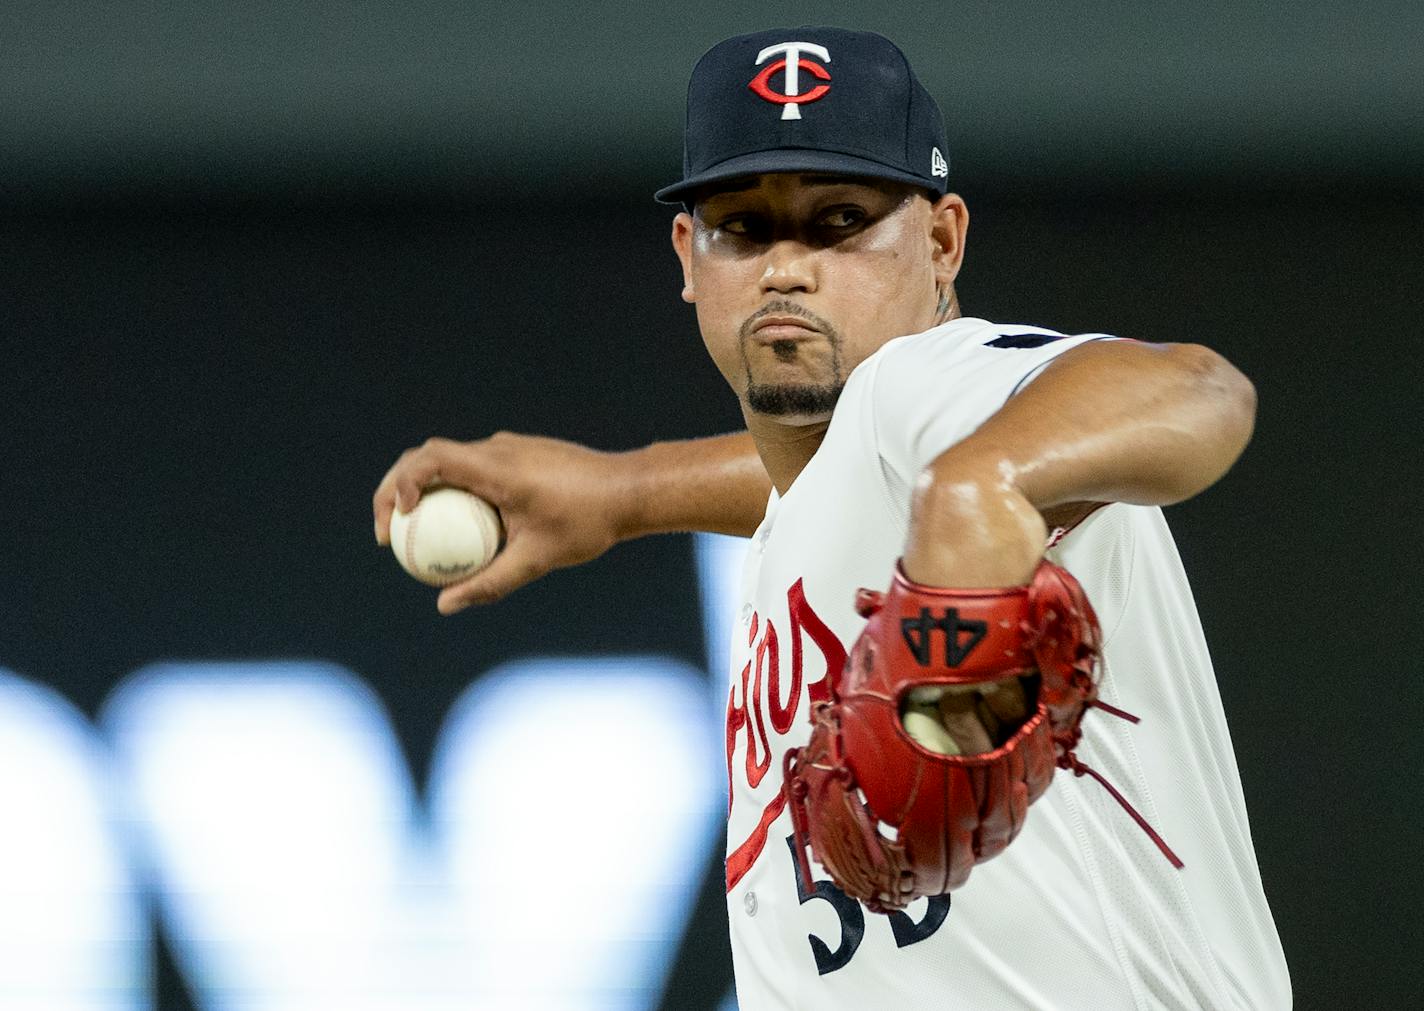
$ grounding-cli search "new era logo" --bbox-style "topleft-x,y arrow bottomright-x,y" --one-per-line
931,147 -> 948,178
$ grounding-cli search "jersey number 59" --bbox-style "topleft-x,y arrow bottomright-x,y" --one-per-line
784,835 -> 951,975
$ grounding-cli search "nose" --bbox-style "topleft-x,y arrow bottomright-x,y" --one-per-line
760,240 -> 818,295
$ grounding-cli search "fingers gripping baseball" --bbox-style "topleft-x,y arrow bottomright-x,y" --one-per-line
374,436 -> 504,545
436,539 -> 546,613
374,432 -> 627,613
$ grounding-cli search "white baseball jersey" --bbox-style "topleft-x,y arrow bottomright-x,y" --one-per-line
724,317 -> 1290,1009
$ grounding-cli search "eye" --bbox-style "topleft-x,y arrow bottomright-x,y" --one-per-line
817,206 -> 866,229
717,214 -> 764,237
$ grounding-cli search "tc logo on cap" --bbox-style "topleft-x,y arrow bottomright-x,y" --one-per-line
748,41 -> 831,121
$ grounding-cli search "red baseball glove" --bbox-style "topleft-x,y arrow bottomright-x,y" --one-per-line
783,559 -> 1179,913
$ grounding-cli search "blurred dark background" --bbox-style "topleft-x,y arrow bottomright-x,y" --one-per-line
3,2 -> 1421,1007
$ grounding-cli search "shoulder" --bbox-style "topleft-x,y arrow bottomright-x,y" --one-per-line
849,318 -> 1126,481
866,317 -> 1088,371
861,317 -> 1113,398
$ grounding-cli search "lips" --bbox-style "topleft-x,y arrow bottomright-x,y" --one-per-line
751,316 -> 821,342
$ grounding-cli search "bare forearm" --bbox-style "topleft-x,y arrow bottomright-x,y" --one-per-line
616,432 -> 771,539
903,341 -> 1257,587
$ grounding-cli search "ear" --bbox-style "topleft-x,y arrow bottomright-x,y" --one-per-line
671,211 -> 696,303
928,193 -> 969,288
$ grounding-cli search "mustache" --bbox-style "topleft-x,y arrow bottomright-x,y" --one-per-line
738,300 -> 839,342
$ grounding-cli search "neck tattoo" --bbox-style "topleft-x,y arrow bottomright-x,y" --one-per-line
934,286 -> 956,324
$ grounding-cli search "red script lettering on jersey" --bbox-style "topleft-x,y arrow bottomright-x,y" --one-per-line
725,578 -> 847,891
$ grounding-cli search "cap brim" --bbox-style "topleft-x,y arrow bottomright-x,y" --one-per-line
654,148 -> 940,204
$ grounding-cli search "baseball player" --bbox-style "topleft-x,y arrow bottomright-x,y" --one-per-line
375,27 -> 1290,1009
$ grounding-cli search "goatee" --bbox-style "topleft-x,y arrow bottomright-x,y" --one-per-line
738,300 -> 845,418
746,381 -> 843,416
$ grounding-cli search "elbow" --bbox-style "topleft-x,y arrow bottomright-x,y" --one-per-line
1175,342 -> 1258,477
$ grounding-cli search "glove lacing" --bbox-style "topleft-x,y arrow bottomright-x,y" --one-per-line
1065,699 -> 1184,869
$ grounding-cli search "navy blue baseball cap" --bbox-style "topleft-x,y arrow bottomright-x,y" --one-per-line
655,27 -> 950,205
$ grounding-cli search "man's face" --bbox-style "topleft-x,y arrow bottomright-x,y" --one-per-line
671,173 -> 966,425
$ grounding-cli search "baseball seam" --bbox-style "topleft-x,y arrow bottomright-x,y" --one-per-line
466,495 -> 486,565
403,504 -> 422,578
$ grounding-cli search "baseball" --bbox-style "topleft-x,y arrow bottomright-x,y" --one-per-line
388,486 -> 503,587
902,704 -> 961,756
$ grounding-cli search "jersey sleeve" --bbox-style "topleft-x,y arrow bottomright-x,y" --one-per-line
871,322 -> 1116,486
